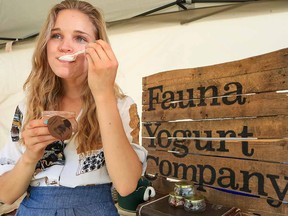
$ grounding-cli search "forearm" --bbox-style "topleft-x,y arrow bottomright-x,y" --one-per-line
94,94 -> 142,195
0,154 -> 35,204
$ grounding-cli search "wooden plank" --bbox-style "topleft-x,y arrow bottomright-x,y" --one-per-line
148,177 -> 288,216
143,48 -> 288,89
143,68 -> 288,102
142,92 -> 288,121
145,150 -> 288,204
142,139 -> 288,163
142,116 -> 288,140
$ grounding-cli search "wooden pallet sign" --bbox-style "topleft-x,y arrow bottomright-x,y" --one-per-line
142,48 -> 288,216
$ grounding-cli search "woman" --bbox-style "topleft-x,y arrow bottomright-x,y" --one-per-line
0,0 -> 147,215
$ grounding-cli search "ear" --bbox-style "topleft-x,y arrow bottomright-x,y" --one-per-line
143,186 -> 156,201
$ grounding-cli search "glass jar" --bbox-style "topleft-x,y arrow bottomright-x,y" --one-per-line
184,194 -> 206,212
168,192 -> 185,208
41,111 -> 78,141
174,181 -> 195,197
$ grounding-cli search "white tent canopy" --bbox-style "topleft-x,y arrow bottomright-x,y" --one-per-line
0,0 -> 263,42
0,0 -> 175,40
0,0 -> 288,148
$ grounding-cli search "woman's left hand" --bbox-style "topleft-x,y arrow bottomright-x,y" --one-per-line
85,40 -> 118,98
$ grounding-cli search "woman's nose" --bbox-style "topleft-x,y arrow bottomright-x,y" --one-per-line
59,39 -> 74,53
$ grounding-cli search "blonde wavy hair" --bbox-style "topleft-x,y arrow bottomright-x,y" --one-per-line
23,0 -> 124,153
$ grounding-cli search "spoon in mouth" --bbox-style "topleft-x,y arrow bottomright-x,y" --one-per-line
58,50 -> 85,62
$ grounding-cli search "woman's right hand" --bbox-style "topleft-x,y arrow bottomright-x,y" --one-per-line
21,119 -> 58,164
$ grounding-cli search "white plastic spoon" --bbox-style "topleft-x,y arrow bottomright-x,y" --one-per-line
58,50 -> 85,62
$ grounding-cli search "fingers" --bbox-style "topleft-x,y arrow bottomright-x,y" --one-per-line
22,119 -> 57,148
85,40 -> 118,96
85,40 -> 118,76
26,119 -> 47,129
21,119 -> 60,164
87,41 -> 106,61
25,134 -> 56,148
95,40 -> 117,61
27,138 -> 56,153
85,40 -> 117,63
86,52 -> 94,68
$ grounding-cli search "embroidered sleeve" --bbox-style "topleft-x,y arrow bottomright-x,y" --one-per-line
10,105 -> 23,142
119,96 -> 148,175
118,97 -> 141,144
0,106 -> 24,175
128,103 -> 140,144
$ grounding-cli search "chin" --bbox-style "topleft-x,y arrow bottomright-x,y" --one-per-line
54,71 -> 75,79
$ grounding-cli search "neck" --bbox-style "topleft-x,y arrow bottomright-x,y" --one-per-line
62,80 -> 83,98
59,96 -> 82,116
60,84 -> 83,114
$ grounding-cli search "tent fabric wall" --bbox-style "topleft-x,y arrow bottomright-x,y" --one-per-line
1,1 -> 288,149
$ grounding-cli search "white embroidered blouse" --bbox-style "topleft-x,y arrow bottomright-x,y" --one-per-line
0,96 -> 148,187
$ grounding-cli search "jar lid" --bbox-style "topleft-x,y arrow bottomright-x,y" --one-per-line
175,181 -> 194,188
184,194 -> 205,203
169,192 -> 184,199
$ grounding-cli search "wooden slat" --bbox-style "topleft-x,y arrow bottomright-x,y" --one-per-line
143,47 -> 288,89
143,68 -> 288,103
149,176 -> 288,216
142,139 -> 288,163
142,116 -> 288,140
145,150 -> 288,203
142,92 -> 288,121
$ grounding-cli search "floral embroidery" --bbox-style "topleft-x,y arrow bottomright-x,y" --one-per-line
35,141 -> 66,174
129,103 -> 140,144
77,150 -> 105,175
0,157 -> 16,165
10,106 -> 23,142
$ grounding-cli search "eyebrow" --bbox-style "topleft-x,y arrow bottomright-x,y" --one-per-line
51,28 -> 92,38
75,30 -> 91,37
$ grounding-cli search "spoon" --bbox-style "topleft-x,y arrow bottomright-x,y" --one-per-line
58,50 -> 85,62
